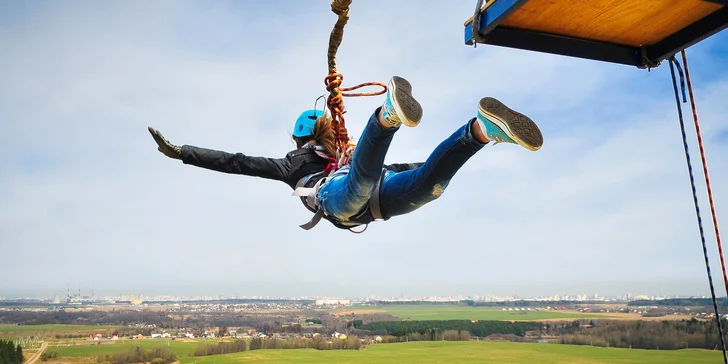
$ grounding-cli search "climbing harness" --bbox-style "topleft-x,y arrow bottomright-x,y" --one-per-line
292,161 -> 386,234
669,51 -> 727,364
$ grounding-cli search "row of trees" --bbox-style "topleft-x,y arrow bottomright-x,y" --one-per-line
0,340 -> 23,364
248,336 -> 363,351
627,298 -> 728,307
191,336 -> 365,352
557,318 -> 724,350
376,330 -> 472,342
96,346 -> 177,364
193,340 -> 247,356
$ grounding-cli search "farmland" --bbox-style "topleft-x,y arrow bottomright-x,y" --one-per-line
43,340 -> 723,364
335,305 -> 621,321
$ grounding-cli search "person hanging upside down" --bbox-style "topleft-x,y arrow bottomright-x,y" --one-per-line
148,76 -> 543,231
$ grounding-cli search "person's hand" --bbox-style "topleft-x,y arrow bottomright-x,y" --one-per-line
148,127 -> 181,160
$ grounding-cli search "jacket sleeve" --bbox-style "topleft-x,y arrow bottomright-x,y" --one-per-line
180,145 -> 291,182
384,162 -> 424,172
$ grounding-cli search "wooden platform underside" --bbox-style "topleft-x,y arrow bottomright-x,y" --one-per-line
472,0 -> 724,46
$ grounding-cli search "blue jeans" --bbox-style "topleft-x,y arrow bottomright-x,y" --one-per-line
317,107 -> 486,225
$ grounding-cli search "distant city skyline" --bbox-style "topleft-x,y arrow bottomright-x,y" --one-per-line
0,280 -> 719,302
2,1 -> 727,303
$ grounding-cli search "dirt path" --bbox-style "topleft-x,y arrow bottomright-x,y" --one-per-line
25,342 -> 48,364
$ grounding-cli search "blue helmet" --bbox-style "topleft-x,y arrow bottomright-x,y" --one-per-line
292,109 -> 323,138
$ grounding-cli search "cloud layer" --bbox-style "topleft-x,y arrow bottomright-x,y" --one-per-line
1,0 -> 727,299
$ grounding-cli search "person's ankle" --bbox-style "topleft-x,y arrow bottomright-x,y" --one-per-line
472,119 -> 490,143
378,107 -> 399,128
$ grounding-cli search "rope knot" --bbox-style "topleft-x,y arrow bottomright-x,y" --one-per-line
331,0 -> 352,16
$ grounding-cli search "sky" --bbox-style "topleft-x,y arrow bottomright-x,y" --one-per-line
1,0 -> 728,300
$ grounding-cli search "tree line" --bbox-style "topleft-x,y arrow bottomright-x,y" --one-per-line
96,346 -> 177,364
627,298 -> 728,307
189,336 -> 365,353
557,318 -> 725,350
0,340 -> 23,364
248,336 -> 363,351
373,330 -> 472,342
193,340 -> 247,356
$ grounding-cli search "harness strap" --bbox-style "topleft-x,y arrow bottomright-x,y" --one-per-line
299,208 -> 326,230
292,174 -> 329,230
293,175 -> 327,209
369,169 -> 386,221
309,145 -> 330,159
305,144 -> 339,174
292,168 -> 350,230
293,167 -> 387,231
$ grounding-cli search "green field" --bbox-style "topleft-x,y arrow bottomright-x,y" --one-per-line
0,324 -> 120,339
368,305 -> 616,321
50,339 -> 203,357
45,339 -> 722,363
173,341 -> 719,364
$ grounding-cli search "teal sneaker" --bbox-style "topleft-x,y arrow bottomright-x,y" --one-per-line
477,97 -> 543,151
380,76 -> 423,128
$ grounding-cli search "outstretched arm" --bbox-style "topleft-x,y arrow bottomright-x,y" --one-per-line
181,145 -> 290,181
148,127 -> 290,182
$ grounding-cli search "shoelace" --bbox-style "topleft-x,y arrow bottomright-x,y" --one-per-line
491,135 -> 506,145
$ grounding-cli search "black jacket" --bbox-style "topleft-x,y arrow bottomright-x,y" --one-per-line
180,144 -> 423,190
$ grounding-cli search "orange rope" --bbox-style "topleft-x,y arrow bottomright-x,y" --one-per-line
324,75 -> 386,157
681,49 -> 728,296
324,0 -> 387,162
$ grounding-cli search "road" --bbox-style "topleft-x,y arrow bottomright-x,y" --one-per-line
24,342 -> 48,364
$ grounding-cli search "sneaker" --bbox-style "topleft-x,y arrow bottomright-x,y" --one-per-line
477,97 -> 543,151
380,76 -> 423,128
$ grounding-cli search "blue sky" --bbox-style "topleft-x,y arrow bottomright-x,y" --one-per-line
1,0 -> 727,300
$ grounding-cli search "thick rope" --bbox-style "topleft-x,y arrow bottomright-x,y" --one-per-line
669,56 -> 728,364
325,0 -> 386,163
681,49 -> 728,298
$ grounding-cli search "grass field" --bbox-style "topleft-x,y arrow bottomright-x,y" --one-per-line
43,338 -> 722,363
50,339 -> 203,357
339,305 -> 620,321
164,341 -> 720,364
0,324 -> 120,340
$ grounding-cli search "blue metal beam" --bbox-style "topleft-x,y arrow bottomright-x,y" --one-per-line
648,4 -> 728,63
476,27 -> 643,67
464,0 -> 530,45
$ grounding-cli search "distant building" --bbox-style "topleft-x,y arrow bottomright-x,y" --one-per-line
315,299 -> 350,306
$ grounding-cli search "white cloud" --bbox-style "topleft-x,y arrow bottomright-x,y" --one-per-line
1,0 -> 727,299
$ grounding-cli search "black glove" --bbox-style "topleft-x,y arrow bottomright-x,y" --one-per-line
148,127 -> 182,160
